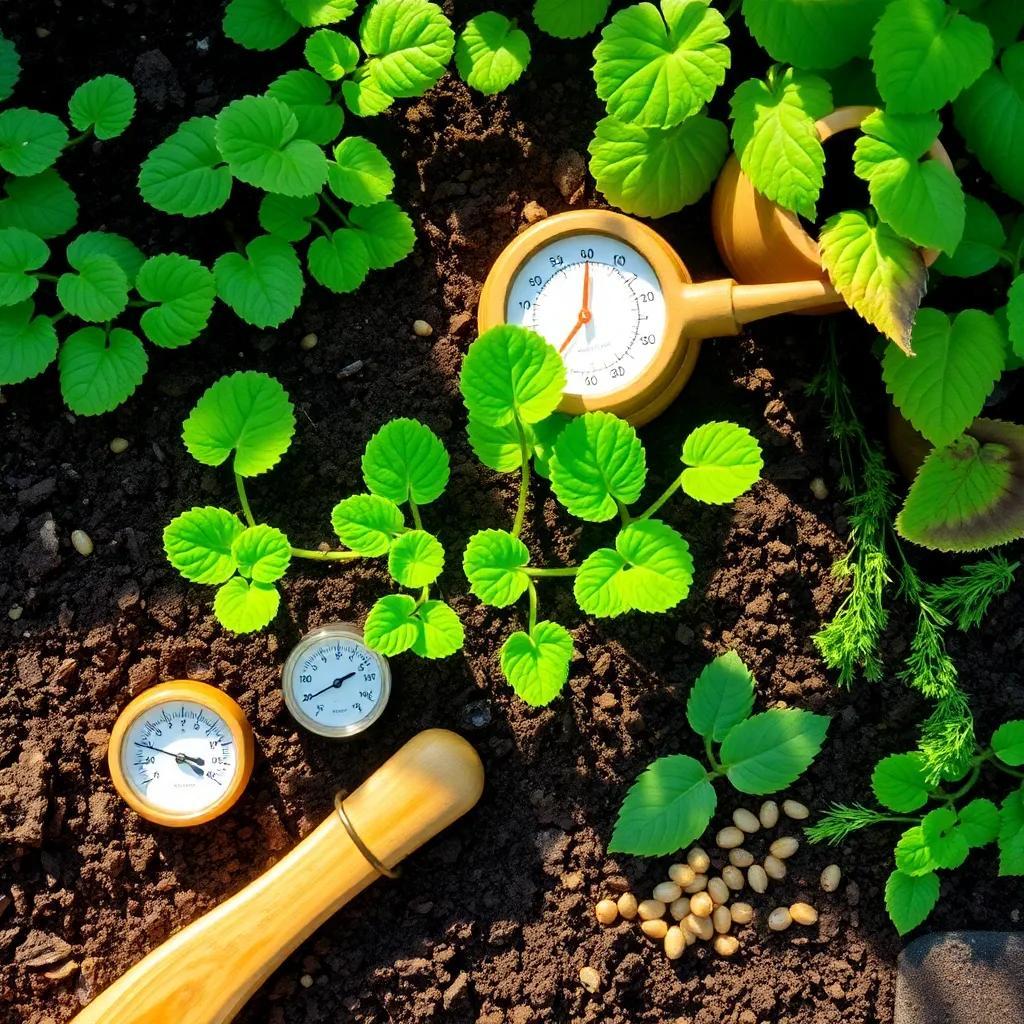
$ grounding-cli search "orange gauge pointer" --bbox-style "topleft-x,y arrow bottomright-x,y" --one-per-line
559,261 -> 591,354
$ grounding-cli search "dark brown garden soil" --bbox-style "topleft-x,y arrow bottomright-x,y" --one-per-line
1,3 -> 1022,1024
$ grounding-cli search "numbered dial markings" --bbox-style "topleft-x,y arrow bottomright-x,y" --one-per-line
505,232 -> 667,399
122,700 -> 238,816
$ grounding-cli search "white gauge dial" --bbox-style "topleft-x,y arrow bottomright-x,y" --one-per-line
505,231 -> 668,399
282,623 -> 391,738
121,700 -> 238,816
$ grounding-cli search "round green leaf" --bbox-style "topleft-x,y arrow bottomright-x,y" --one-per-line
214,577 -> 281,633
139,117 -> 232,217
306,29 -> 361,80
68,74 -> 136,140
282,0 -> 357,26
348,200 -> 416,269
232,524 -> 292,583
463,529 -> 531,607
56,254 -> 130,323
455,12 -> 531,95
935,196 -> 1006,279
681,421 -> 763,504
872,753 -> 931,812
593,0 -> 730,130
389,529 -> 444,587
213,235 -> 304,328
460,324 -> 566,427
501,621 -> 573,707
0,170 -> 79,239
163,506 -> 245,584
364,593 -> 420,655
331,493 -> 404,555
589,113 -> 728,218
608,754 -> 717,856
921,806 -> 969,870
549,411 -> 647,522
342,66 -> 396,118
0,227 -> 48,306
958,797 -> 1000,847
0,301 -> 57,385
993,720 -> 1024,766
895,826 -> 937,876
362,417 -> 450,504
0,108 -> 68,176
359,0 -> 456,99
266,69 -> 345,146
719,708 -> 830,795
224,0 -> 302,50
307,228 -> 371,293
686,650 -> 755,742
136,253 -> 216,349
183,370 -> 296,477
885,868 -> 940,935
328,136 -> 395,206
532,0 -> 610,39
215,95 -> 329,197
258,193 -> 319,242
466,415 -> 523,473
67,231 -> 144,284
58,326 -> 148,415
0,34 -> 20,103
410,600 -> 463,658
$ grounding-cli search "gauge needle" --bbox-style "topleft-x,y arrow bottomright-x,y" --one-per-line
134,742 -> 205,776
559,261 -> 592,354
306,671 -> 357,700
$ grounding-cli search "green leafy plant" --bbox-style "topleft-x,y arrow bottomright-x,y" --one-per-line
610,651 -> 830,855
455,12 -> 531,95
809,720 -> 1024,934
459,324 -> 763,707
164,371 -> 463,653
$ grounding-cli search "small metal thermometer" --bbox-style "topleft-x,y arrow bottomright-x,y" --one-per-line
282,622 -> 391,738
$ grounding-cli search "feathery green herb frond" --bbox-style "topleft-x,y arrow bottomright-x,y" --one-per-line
926,556 -> 1019,632
806,803 -> 898,845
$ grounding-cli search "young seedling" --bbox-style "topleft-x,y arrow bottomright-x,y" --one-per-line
163,371 -> 463,657
610,651 -> 830,855
459,324 -> 764,707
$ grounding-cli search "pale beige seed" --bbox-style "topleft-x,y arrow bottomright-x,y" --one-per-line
71,529 -> 94,556
579,966 -> 601,993
669,897 -> 691,921
683,873 -> 708,894
109,437 -> 129,454
712,906 -> 732,934
770,836 -> 799,860
412,319 -> 434,337
707,877 -> 729,905
729,848 -> 754,869
714,935 -> 740,956
783,799 -> 809,820
638,899 -> 666,921
682,913 -> 714,941
732,808 -> 760,834
595,899 -> 618,925
763,855 -> 787,881
730,902 -> 754,926
820,864 -> 842,893
810,477 -> 829,500
668,863 -> 696,887
721,865 -> 745,891
759,800 -> 779,829
687,847 -> 711,874
300,332 -> 318,350
664,925 -> 686,960
747,865 -> 768,893
300,974 -> 313,988
791,902 -> 818,926
641,918 -> 669,940
690,891 -> 714,918
617,892 -> 638,920
716,826 -> 745,849
653,881 -> 682,904
683,926 -> 697,947
768,907 -> 792,932
8,605 -> 23,621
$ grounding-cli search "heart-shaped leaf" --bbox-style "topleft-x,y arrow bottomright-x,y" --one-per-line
920,806 -> 969,870
214,577 -> 281,633
57,252 -> 130,322
455,11 -> 531,95
894,826 -> 937,876
232,523 -> 292,583
410,600 -> 463,658
331,493 -> 404,555
58,326 -> 148,415
213,235 -> 304,327
306,28 -> 360,80
0,300 -> 57,385
389,529 -> 444,587
67,231 -> 144,284
258,193 -> 319,242
872,752 -> 931,812
681,421 -> 763,503
463,529 -> 531,606
958,797 -> 1000,848
307,228 -> 371,294
998,784 -> 1024,875
719,708 -> 830,794
993,721 -> 1024,767
686,650 -> 755,742
266,70 -> 345,146
0,169 -> 78,239
68,74 -> 136,140
136,253 -> 216,349
0,227 -> 48,306
163,506 -> 245,584
501,621 -> 573,706
138,117 -> 233,217
348,200 -> 415,269
358,0 -> 455,98
364,593 -> 421,655
328,136 -> 395,206
0,108 -> 68,176
342,66 -> 396,117
0,33 -> 20,103
362,418 -> 450,505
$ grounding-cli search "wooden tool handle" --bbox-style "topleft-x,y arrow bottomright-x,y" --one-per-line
70,729 -> 484,1024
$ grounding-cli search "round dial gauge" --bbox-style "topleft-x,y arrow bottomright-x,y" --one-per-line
282,622 -> 391,739
108,681 -> 254,828
505,231 -> 668,400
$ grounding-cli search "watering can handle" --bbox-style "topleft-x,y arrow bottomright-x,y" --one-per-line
69,730 -> 484,1024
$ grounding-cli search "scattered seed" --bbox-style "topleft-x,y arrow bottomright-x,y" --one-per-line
729,848 -> 754,869
682,913 -> 714,941
669,896 -> 691,921
653,881 -> 682,904
71,530 -> 93,556
768,907 -> 792,932
732,808 -> 760,834
8,605 -> 23,621
714,935 -> 740,956
716,826 -> 745,849
412,319 -> 434,337
641,919 -> 668,940
810,477 -> 829,500
683,873 -> 708,894
300,974 -> 314,988
707,877 -> 729,905
820,865 -> 842,893
668,863 -> 696,887
109,437 -> 129,454
763,855 -> 787,881
712,906 -> 732,934
730,902 -> 754,926
638,899 -> 666,922
579,966 -> 601,992
664,925 -> 686,960
770,836 -> 799,860
758,800 -> 779,829
747,865 -> 768,894
595,899 -> 618,925
683,926 -> 697,947
617,893 -> 638,920
783,800 -> 809,820
689,891 -> 713,918
300,332 -> 318,350
721,865 -> 745,891
687,847 -> 710,874
790,902 -> 818,926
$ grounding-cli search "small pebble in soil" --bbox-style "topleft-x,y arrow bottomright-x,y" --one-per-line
768,907 -> 793,932
595,899 -> 618,925
770,836 -> 799,860
713,935 -> 739,956
109,437 -> 129,454
579,966 -> 601,993
790,902 -> 818,926
338,360 -> 363,378
300,974 -> 313,988
820,864 -> 842,892
461,700 -> 492,729
759,800 -> 779,828
8,605 -> 23,620
763,855 -> 787,881
522,200 -> 547,223
300,332 -> 318,350
810,477 -> 829,500
617,893 -> 638,920
412,319 -> 433,337
71,530 -> 94,556
783,800 -> 809,820
733,808 -> 760,834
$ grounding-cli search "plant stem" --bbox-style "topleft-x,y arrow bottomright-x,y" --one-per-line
512,416 -> 531,539
637,472 -> 683,521
290,547 -> 361,562
321,192 -> 352,226
525,566 -> 579,578
234,473 -> 256,528
937,761 -> 982,804
409,499 -> 424,532
616,499 -> 631,527
416,586 -> 430,607
310,215 -> 333,238
990,759 -> 1024,780
704,735 -> 722,773
64,129 -> 92,149
528,580 -> 538,633
34,272 -> 59,283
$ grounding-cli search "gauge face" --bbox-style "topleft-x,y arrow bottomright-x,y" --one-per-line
121,700 -> 239,816
505,231 -> 669,399
282,624 -> 390,738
